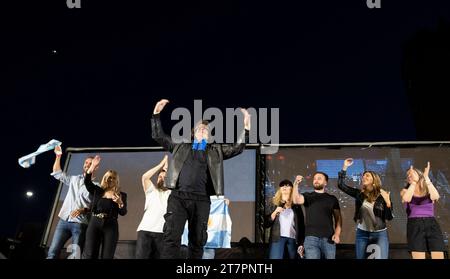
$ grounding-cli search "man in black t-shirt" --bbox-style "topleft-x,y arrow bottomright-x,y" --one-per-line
293,172 -> 342,259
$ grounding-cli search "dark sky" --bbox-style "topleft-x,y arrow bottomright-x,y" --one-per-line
1,0 -> 449,238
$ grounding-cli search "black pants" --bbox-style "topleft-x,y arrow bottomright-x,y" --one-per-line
160,192 -> 210,259
82,216 -> 119,259
135,231 -> 164,259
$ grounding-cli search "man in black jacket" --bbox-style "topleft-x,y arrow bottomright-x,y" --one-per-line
151,99 -> 251,259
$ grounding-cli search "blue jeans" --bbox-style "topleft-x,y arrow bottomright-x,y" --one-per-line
269,236 -> 297,259
355,228 -> 389,259
47,219 -> 86,259
304,236 -> 336,259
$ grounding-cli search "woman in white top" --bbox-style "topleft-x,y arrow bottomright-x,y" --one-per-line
265,178 -> 305,259
136,155 -> 171,259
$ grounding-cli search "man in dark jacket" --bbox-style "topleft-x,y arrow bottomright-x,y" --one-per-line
151,99 -> 250,259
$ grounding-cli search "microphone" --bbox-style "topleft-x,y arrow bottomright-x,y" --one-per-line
276,201 -> 286,216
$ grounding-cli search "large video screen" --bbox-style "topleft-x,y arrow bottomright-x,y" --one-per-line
45,149 -> 256,248
265,145 -> 450,244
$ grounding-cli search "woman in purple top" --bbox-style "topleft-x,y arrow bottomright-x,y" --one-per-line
400,162 -> 445,259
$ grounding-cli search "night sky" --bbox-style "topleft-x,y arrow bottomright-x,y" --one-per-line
1,0 -> 449,240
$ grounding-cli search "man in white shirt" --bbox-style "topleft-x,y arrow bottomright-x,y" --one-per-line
136,155 -> 171,259
46,146 -> 98,259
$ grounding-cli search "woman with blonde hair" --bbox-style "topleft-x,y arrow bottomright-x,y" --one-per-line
338,158 -> 393,259
265,178 -> 305,259
401,162 -> 445,259
82,155 -> 127,259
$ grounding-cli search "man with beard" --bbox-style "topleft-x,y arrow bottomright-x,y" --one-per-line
292,172 -> 342,259
135,155 -> 171,259
47,146 -> 98,259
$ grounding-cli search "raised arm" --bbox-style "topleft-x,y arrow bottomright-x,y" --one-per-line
426,181 -> 440,202
163,154 -> 169,171
380,189 -> 392,208
50,146 -> 72,185
401,166 -> 417,203
292,175 -> 305,205
424,162 -> 440,201
141,155 -> 168,192
401,184 -> 415,203
380,189 -> 394,220
151,99 -> 175,152
337,158 -> 359,198
84,155 -> 104,195
221,108 -> 250,159
221,130 -> 249,159
53,145 -> 62,173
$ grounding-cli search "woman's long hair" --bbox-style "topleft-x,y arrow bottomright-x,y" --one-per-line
408,168 -> 429,196
272,187 -> 293,207
362,171 -> 382,203
100,170 -> 120,193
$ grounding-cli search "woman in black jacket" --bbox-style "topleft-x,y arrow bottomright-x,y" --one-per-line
82,155 -> 127,259
265,179 -> 305,259
337,158 -> 392,259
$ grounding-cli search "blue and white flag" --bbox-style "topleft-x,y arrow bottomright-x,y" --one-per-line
182,196 -> 232,248
18,139 -> 62,168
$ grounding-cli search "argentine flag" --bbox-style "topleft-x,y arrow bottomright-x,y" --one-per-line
181,196 -> 232,248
